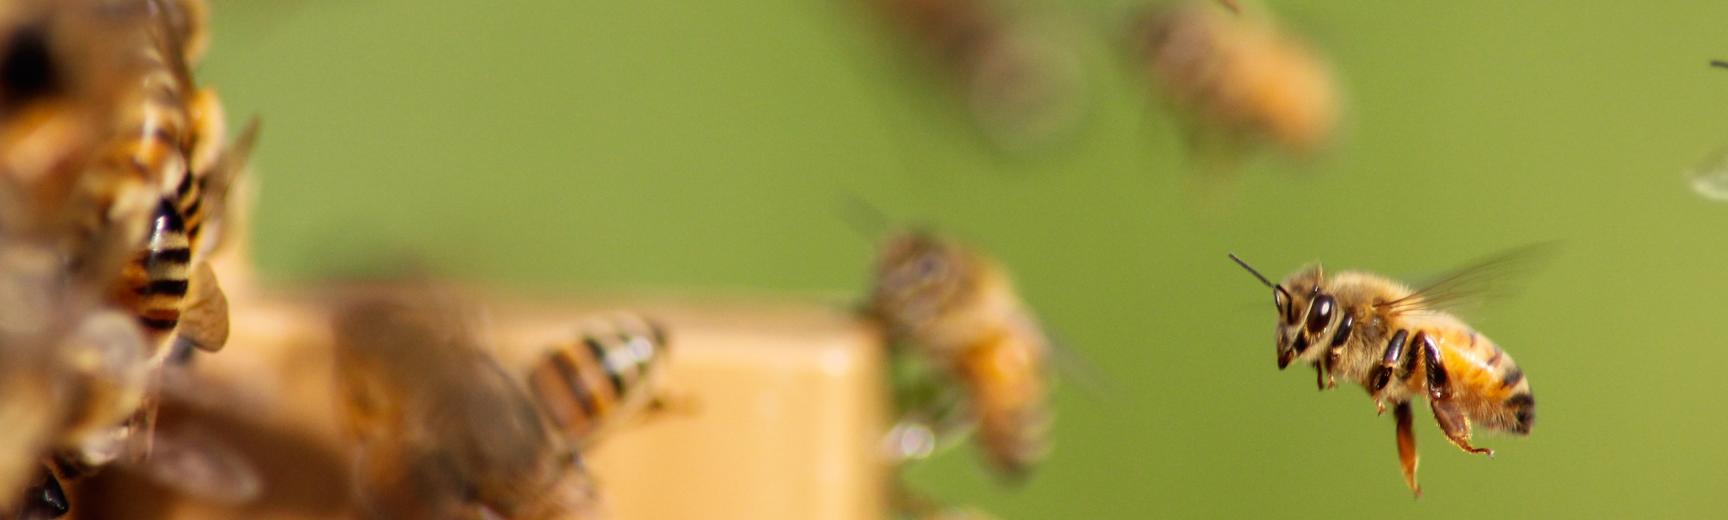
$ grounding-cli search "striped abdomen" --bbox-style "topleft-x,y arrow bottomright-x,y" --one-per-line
525,315 -> 668,446
956,330 -> 1050,480
1400,318 -> 1535,435
115,197 -> 193,356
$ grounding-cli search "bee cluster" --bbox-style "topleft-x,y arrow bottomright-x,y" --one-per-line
0,0 -> 1575,518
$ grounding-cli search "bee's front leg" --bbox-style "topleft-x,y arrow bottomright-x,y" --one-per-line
1369,329 -> 1410,413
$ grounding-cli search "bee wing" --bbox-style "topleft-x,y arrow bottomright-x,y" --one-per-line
144,0 -> 197,91
194,116 -> 260,255
1374,242 -> 1559,314
128,422 -> 263,505
506,455 -> 604,520
171,261 -> 229,353
1042,329 -> 1122,405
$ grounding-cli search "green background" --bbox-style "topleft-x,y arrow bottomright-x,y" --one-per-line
203,0 -> 1728,517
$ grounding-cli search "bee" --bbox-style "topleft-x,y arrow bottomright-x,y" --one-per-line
860,0 -> 1085,149
103,0 -> 256,363
0,2 -> 168,515
524,313 -> 671,448
1132,0 -> 1339,157
1228,250 -> 1539,495
333,292 -> 598,520
866,230 -> 1051,480
0,1 -> 255,514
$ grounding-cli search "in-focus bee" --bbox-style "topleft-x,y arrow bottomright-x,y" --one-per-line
866,230 -> 1051,481
860,0 -> 1085,149
333,292 -> 598,520
1132,0 -> 1339,157
524,313 -> 671,448
1229,250 -> 1540,495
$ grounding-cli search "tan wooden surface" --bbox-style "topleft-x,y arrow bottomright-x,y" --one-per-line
72,287 -> 890,519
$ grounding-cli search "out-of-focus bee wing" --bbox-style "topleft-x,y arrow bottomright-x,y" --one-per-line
128,421 -> 263,505
507,457 -> 605,520
197,116 -> 259,253
1375,243 -> 1558,314
144,0 -> 196,90
1040,326 -> 1121,404
172,261 -> 229,353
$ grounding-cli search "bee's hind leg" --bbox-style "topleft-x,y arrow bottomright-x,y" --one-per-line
1393,401 -> 1420,497
1422,333 -> 1494,457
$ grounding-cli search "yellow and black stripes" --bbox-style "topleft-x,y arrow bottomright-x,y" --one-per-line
169,165 -> 207,246
526,315 -> 668,444
130,197 -> 192,345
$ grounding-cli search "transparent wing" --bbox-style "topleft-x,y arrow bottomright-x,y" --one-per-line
1375,242 -> 1559,314
132,422 -> 263,505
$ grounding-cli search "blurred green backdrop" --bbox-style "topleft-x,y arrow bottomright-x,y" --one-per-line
203,0 -> 1728,517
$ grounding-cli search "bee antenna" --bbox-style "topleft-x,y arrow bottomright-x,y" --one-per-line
836,191 -> 890,241
1712,60 -> 1728,69
1227,253 -> 1277,289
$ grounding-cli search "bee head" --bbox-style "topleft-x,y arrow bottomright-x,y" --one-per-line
1230,255 -> 1333,370
870,231 -> 970,327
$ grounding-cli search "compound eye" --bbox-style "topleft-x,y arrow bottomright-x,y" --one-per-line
1305,294 -> 1334,335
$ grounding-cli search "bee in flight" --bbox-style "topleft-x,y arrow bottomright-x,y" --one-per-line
1228,250 -> 1540,495
333,292 -> 599,520
524,313 -> 672,449
858,0 -> 1086,150
1131,0 -> 1339,158
866,230 -> 1052,482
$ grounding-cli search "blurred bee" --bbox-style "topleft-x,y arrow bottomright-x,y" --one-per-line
860,0 -> 1085,149
866,230 -> 1051,481
1132,0 -> 1339,157
102,0 -> 257,363
0,2 -> 166,516
333,293 -> 598,520
524,313 -> 671,448
1228,249 -> 1540,495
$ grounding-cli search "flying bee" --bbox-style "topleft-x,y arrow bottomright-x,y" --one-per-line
1132,0 -> 1339,157
333,292 -> 599,520
524,313 -> 671,448
860,0 -> 1086,150
866,230 -> 1051,481
1228,250 -> 1541,495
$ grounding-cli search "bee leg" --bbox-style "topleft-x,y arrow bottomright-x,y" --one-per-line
1369,329 -> 1410,410
17,464 -> 70,518
1312,362 -> 1326,391
1422,334 -> 1494,457
1393,402 -> 1421,497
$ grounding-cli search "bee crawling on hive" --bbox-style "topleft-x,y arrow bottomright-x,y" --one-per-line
524,312 -> 675,450
1228,248 -> 1544,495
